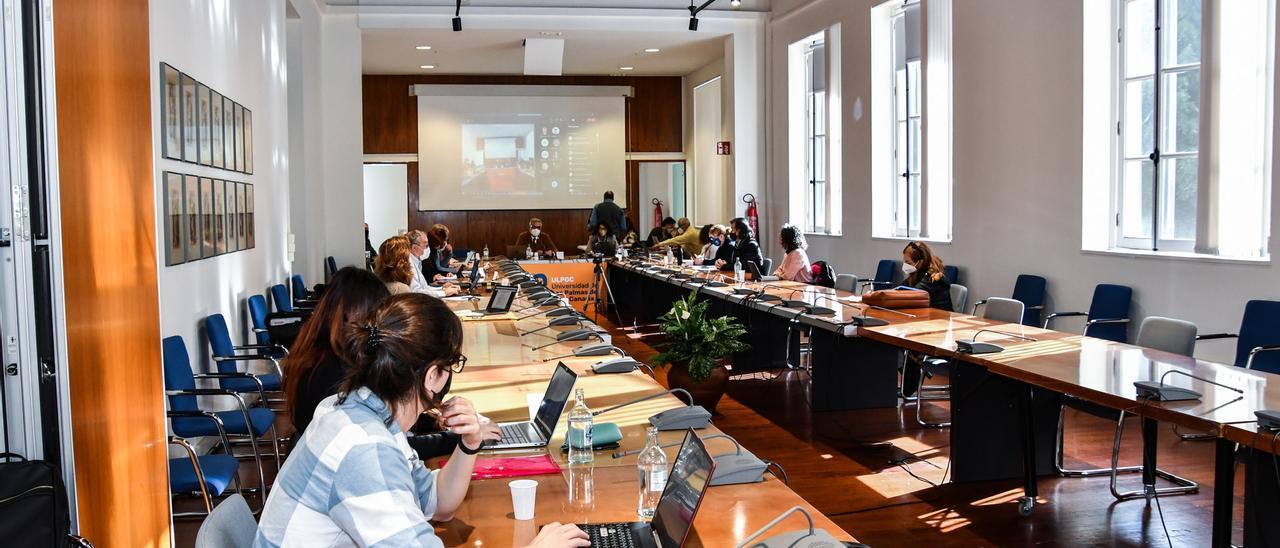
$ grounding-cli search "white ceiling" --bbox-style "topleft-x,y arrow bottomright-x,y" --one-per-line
328,0 -> 770,11
362,27 -> 729,76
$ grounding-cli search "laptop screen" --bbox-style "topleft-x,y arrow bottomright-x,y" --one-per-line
533,362 -> 577,435
652,431 -> 716,548
486,286 -> 517,312
467,261 -> 481,287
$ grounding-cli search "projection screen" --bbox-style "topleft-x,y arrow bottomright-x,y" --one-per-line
415,85 -> 629,211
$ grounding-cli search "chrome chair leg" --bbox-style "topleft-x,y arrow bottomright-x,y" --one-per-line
1055,404 -> 1142,477
1108,411 -> 1199,501
915,359 -> 951,428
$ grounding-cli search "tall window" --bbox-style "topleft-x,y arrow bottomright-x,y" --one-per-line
872,0 -> 951,241
1115,0 -> 1200,251
804,35 -> 828,233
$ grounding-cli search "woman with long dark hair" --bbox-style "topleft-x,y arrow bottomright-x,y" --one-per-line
901,240 -> 952,311
716,217 -> 763,273
259,293 -> 587,547
773,223 -> 813,282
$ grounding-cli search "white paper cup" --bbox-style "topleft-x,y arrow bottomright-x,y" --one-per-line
556,251 -> 565,260
509,479 -> 538,520
527,393 -> 542,422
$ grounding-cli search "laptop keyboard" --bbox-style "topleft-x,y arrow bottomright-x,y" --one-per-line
581,524 -> 638,548
498,423 -> 535,445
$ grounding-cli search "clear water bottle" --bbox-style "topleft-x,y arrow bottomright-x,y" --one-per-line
665,246 -> 674,266
526,245 -> 534,260
636,427 -> 668,519
482,243 -> 489,260
734,258 -> 745,284
567,388 -> 594,464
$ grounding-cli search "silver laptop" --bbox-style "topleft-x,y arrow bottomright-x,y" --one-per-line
485,362 -> 577,450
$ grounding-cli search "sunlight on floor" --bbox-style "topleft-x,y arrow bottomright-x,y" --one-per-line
918,507 -> 971,533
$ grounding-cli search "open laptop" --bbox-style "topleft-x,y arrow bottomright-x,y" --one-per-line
460,260 -> 483,292
746,260 -> 779,283
484,362 -> 577,450
473,285 -> 517,316
577,430 -> 716,548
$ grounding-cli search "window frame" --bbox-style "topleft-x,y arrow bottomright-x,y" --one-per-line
803,36 -> 828,234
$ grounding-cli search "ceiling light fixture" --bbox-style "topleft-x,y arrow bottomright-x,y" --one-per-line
644,48 -> 661,53
452,0 -> 462,32
620,66 -> 634,71
731,0 -> 742,6
688,0 -> 736,31
415,45 -> 432,50
420,64 -> 436,69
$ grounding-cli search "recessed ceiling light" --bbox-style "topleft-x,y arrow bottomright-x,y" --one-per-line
420,64 -> 436,69
644,48 -> 661,53
619,66 -> 634,71
415,45 -> 432,50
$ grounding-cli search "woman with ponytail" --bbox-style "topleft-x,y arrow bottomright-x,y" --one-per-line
257,293 -> 588,547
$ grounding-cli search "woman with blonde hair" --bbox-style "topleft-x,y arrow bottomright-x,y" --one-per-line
901,241 -> 952,311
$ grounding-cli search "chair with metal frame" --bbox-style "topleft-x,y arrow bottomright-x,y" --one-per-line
168,436 -> 242,518
164,336 -> 277,509
972,274 -> 1047,327
204,313 -> 287,409
949,284 -> 969,316
290,274 -> 321,309
1054,315 -> 1200,501
325,256 -> 338,281
858,259 -> 897,294
913,297 -> 1024,427
943,264 -> 960,286
1043,283 -> 1132,343
1177,299 -> 1280,441
834,274 -> 858,293
270,283 -> 293,313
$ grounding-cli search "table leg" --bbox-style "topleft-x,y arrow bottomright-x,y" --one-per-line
1019,384 -> 1038,516
1142,417 -> 1157,497
1212,438 -> 1234,548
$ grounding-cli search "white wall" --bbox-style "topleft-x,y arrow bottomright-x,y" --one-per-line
764,0 -> 1280,363
692,76 -> 725,223
150,0 -> 291,374
363,163 -> 409,245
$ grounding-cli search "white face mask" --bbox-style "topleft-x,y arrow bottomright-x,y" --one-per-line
530,228 -> 541,238
902,263 -> 918,275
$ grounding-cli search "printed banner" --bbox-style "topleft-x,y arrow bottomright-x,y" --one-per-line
520,260 -> 606,312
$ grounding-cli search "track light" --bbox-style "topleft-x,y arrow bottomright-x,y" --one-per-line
688,17 -> 699,31
452,0 -> 462,32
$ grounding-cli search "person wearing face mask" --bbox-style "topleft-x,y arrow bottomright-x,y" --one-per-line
715,217 -> 763,274
646,217 -> 677,247
900,241 -> 952,311
257,293 -> 587,548
424,224 -> 460,282
695,225 -> 722,264
515,218 -> 558,258
653,219 -> 705,257
587,222 -> 619,256
773,224 -> 814,283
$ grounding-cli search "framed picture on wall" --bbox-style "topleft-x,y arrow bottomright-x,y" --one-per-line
160,64 -> 182,160
244,109 -> 253,174
197,83 -> 212,166
236,182 -> 248,250
227,182 -> 240,253
210,90 -> 225,169
223,96 -> 236,171
163,172 -> 184,266
184,175 -> 201,261
213,179 -> 226,255
199,177 -> 214,258
181,73 -> 198,163
233,103 -> 245,173
245,184 -> 255,248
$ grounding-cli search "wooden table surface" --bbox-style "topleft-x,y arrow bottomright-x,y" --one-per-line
431,279 -> 856,546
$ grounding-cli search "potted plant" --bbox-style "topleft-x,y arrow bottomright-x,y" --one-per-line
651,291 -> 749,412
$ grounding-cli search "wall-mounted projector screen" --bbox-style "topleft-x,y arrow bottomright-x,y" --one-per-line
416,87 -> 627,211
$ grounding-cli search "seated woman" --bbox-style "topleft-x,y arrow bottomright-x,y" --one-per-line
376,236 -> 416,295
256,293 -> 587,547
715,217 -> 763,274
901,241 -> 952,311
425,224 -> 460,281
773,223 -> 814,283
588,222 -> 619,256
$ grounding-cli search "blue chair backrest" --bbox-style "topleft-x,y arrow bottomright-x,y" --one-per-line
874,260 -> 896,284
943,265 -> 960,285
248,295 -> 270,345
291,275 -> 307,299
325,256 -> 337,277
1011,274 -> 1047,326
1237,300 -> 1280,373
271,284 -> 293,313
1085,283 -> 1132,343
205,314 -> 236,362
162,336 -> 198,412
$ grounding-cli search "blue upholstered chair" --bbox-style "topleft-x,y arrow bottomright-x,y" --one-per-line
943,264 -> 960,286
859,259 -> 898,293
270,284 -> 292,313
972,274 -> 1047,326
247,295 -> 272,346
290,274 -> 320,309
1043,283 -> 1132,343
1198,300 -> 1280,374
203,314 -> 285,412
325,256 -> 338,280
168,436 -> 241,517
164,336 -> 277,507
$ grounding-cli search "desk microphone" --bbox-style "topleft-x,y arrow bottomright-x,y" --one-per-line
591,387 -> 711,430
744,283 -> 789,302
513,296 -> 560,312
541,342 -> 626,361
782,288 -> 814,309
734,506 -> 846,548
518,315 -> 583,335
866,304 -> 916,317
530,331 -> 604,351
956,329 -> 1039,355
612,433 -> 767,486
1134,369 -> 1244,402
516,304 -> 573,320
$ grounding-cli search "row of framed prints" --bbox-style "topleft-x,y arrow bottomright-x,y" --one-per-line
163,172 -> 255,266
160,63 -> 254,174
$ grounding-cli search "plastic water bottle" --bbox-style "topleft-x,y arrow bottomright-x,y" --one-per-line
567,388 -> 594,464
482,243 -> 489,260
734,258 -> 745,284
636,426 -> 668,518
526,245 -> 534,260
665,246 -> 674,266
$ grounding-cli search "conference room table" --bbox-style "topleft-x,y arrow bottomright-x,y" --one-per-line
607,257 -> 1280,547
427,286 -> 857,547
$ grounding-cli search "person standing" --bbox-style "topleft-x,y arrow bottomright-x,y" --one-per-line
587,190 -> 628,235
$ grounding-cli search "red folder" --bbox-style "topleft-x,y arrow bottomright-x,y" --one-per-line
437,454 -> 562,480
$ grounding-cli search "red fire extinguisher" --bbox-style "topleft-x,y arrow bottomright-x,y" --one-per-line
743,193 -> 759,237
651,198 -> 664,229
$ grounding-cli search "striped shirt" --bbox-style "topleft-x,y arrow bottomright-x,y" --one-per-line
254,388 -> 442,547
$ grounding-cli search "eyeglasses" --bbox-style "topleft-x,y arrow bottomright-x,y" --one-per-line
447,354 -> 468,374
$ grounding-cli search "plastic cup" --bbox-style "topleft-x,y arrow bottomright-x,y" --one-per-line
509,479 -> 538,520
527,393 -> 542,422
556,251 -> 565,260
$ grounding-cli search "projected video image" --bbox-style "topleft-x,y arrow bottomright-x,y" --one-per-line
461,124 -> 536,194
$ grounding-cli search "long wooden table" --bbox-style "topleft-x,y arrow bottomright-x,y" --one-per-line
608,257 -> 1280,547
430,281 -> 857,546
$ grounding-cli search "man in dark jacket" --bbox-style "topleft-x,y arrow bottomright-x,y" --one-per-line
588,190 -> 628,235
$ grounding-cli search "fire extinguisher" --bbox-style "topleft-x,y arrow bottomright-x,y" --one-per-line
743,193 -> 759,237
651,198 -> 664,229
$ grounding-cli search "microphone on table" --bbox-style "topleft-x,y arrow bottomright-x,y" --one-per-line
1134,369 -> 1244,402
591,388 -> 711,431
542,342 -> 627,361
529,330 -> 602,351
516,305 -> 576,320
734,506 -> 846,548
612,433 -> 767,486
514,295 -> 561,312
518,315 -> 583,336
955,329 -> 1038,355
865,304 -> 916,317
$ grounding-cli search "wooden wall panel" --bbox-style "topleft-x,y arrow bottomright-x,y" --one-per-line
362,74 -> 683,155
53,0 -> 169,545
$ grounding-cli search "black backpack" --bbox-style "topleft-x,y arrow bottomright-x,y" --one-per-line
0,452 -> 87,547
811,260 -> 836,288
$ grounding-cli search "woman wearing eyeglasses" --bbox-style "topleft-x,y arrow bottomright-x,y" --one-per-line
257,293 -> 588,547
